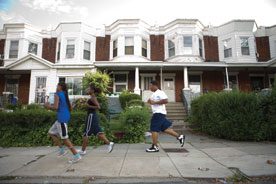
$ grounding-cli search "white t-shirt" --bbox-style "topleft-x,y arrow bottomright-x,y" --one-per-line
150,89 -> 168,115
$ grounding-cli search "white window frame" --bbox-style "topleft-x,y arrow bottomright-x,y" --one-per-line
125,37 -> 134,55
199,38 -> 203,57
65,39 -> 75,59
142,39 -> 148,58
83,41 -> 91,60
240,37 -> 250,56
113,72 -> 128,93
28,41 -> 38,55
188,72 -> 203,94
168,40 -> 175,57
140,73 -> 156,91
9,40 -> 19,59
183,36 -> 193,48
113,39 -> 118,58
223,38 -> 232,58
58,76 -> 83,96
56,41 -> 61,61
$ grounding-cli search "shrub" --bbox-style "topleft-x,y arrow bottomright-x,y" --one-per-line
73,98 -> 88,111
0,109 -> 112,147
119,90 -> 142,109
26,103 -> 43,110
119,107 -> 150,143
127,99 -> 145,108
4,102 -> 22,111
190,91 -> 266,141
82,71 -> 111,94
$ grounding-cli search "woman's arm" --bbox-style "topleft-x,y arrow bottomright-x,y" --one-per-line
45,94 -> 59,110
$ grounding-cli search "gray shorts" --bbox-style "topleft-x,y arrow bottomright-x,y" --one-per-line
48,121 -> 69,139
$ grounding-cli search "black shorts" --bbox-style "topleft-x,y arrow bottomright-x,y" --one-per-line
83,112 -> 103,136
150,113 -> 172,132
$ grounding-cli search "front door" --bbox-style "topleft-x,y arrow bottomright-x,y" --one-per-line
163,76 -> 175,102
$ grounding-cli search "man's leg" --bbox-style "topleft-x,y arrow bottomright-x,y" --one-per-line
151,131 -> 159,146
164,128 -> 179,138
98,133 -> 110,144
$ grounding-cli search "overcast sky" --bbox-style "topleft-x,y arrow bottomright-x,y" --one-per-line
0,0 -> 276,30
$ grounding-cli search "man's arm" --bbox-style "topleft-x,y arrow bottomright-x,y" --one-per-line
148,98 -> 168,105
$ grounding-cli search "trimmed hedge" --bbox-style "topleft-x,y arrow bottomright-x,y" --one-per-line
119,91 -> 142,109
119,106 -> 150,143
190,90 -> 276,141
0,109 -> 112,147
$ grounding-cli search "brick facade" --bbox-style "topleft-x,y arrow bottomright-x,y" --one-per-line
96,35 -> 110,61
18,74 -> 30,104
150,35 -> 164,61
238,70 -> 251,92
175,71 -> 184,102
202,71 -> 224,91
128,71 -> 135,92
203,36 -> 219,62
255,36 -> 271,62
42,38 -> 57,63
0,75 -> 5,95
0,39 -> 5,66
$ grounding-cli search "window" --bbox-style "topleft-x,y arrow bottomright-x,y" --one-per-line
66,39 -> 75,59
114,73 -> 128,93
199,38 -> 203,57
184,36 -> 192,47
223,39 -> 232,58
5,78 -> 19,97
83,41 -> 91,60
189,75 -> 201,94
241,37 -> 250,55
142,39 -> 147,57
59,77 -> 83,95
9,40 -> 19,59
143,76 -> 153,90
168,40 -> 175,57
250,76 -> 264,91
28,42 -> 38,55
125,37 -> 134,55
35,77 -> 47,103
269,77 -> 275,88
224,75 -> 238,90
113,40 -> 118,57
57,42 -> 61,61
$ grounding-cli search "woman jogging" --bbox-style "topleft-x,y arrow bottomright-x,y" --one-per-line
45,82 -> 81,163
78,84 -> 114,155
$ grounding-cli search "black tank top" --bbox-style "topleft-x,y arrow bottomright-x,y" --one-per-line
87,98 -> 97,114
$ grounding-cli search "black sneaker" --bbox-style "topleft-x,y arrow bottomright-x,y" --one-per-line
146,144 -> 159,152
178,135 -> 185,147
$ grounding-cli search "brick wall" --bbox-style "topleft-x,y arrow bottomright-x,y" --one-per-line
18,74 -> 30,104
203,36 -> 219,62
202,71 -> 224,91
150,35 -> 164,61
96,35 -> 110,61
0,39 -> 5,66
42,38 -> 57,63
255,36 -> 271,62
175,71 -> 184,102
0,75 -> 5,95
128,71 -> 135,92
238,71 -> 251,92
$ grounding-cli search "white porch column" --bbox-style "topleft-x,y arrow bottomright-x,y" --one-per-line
183,67 -> 190,90
134,67 -> 141,95
160,67 -> 163,90
224,67 -> 232,91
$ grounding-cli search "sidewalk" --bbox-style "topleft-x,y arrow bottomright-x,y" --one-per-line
0,130 -> 276,180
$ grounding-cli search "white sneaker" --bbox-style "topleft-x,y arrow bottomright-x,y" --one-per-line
107,142 -> 114,153
77,149 -> 87,155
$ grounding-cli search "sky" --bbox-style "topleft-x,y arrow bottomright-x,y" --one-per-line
0,0 -> 276,30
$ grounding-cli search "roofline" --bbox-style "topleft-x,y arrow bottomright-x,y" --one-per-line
216,19 -> 256,28
161,19 -> 205,29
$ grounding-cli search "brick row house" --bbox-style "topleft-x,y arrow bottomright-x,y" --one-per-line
0,19 -> 276,105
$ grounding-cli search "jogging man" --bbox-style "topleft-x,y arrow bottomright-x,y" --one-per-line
146,80 -> 185,152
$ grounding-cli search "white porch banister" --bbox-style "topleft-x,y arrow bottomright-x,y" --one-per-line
134,67 -> 141,95
183,67 -> 190,90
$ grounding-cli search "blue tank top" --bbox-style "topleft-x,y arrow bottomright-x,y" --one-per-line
56,91 -> 70,123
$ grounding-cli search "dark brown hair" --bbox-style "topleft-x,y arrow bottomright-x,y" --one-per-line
58,82 -> 72,111
150,80 -> 159,87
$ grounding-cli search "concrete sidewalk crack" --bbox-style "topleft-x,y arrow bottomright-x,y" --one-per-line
118,144 -> 129,177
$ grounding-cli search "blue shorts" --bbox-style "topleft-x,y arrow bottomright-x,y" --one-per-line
83,112 -> 103,136
150,113 -> 172,132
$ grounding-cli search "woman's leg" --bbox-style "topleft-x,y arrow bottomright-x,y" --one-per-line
48,133 -> 62,147
98,133 -> 110,145
63,138 -> 78,155
81,136 -> 89,151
